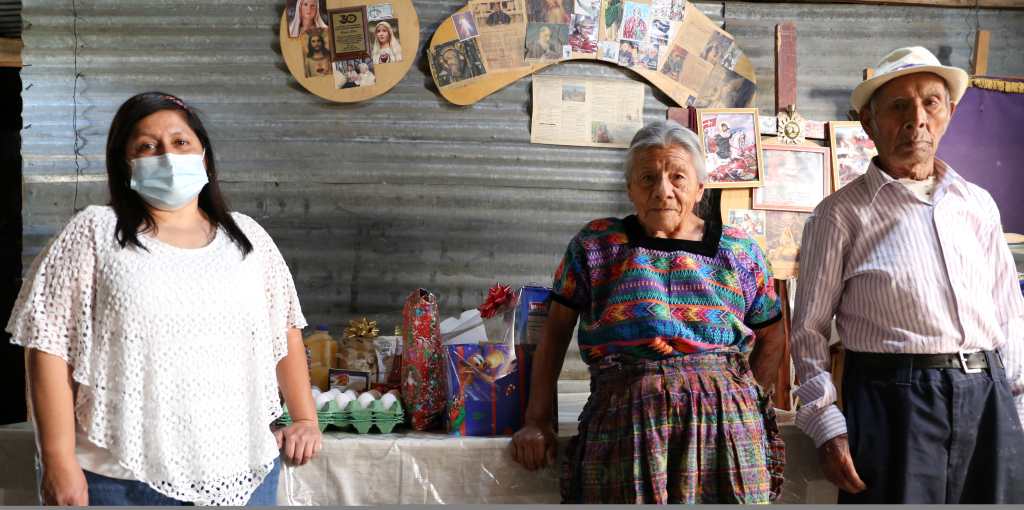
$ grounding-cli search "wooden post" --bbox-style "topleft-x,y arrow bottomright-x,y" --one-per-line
771,21 -> 798,411
973,30 -> 990,76
666,107 -> 690,129
773,281 -> 794,411
775,22 -> 798,114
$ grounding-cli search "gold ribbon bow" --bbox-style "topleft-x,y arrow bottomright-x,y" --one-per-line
344,317 -> 380,339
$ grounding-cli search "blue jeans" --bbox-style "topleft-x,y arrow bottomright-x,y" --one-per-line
83,457 -> 281,506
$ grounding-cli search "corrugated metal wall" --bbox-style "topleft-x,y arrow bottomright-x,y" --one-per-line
0,0 -> 20,38
19,0 -> 1024,380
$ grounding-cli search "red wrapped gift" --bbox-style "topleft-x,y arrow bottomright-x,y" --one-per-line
401,288 -> 446,431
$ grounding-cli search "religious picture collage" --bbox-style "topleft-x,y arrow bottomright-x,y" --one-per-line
430,0 -> 757,108
286,0 -> 404,88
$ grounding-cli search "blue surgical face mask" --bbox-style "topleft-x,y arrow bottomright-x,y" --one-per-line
129,152 -> 209,210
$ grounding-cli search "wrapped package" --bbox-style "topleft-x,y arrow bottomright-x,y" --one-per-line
443,284 -> 551,436
401,289 -> 446,431
445,343 -> 536,436
337,318 -> 379,374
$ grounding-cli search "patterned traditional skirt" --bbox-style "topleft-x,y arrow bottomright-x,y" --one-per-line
560,350 -> 785,504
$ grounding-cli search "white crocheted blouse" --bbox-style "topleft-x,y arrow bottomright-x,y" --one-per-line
6,206 -> 307,505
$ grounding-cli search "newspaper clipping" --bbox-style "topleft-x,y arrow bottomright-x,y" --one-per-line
530,75 -> 644,148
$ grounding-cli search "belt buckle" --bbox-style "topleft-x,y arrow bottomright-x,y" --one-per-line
959,352 -> 982,374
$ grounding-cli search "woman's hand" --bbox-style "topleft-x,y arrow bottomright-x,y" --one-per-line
511,422 -> 557,471
40,457 -> 88,506
274,420 -> 322,466
512,301 -> 576,472
275,328 -> 322,466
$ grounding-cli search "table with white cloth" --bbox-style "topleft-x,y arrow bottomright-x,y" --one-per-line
276,394 -> 837,505
0,395 -> 836,505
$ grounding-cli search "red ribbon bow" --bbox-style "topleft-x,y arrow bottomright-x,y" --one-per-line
478,283 -> 514,319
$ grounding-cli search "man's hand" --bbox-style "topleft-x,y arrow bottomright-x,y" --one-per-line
818,434 -> 866,494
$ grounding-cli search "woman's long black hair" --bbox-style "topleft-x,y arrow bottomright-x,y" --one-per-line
106,92 -> 253,256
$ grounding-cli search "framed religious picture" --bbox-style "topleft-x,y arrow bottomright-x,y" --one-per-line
695,107 -> 763,188
828,120 -> 877,191
753,144 -> 831,213
328,6 -> 370,61
765,210 -> 810,280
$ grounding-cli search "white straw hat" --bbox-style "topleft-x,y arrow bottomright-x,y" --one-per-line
851,46 -> 968,113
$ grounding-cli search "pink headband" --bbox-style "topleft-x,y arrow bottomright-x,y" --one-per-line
162,95 -> 189,111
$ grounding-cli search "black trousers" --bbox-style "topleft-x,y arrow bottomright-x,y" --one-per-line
839,350 -> 1024,504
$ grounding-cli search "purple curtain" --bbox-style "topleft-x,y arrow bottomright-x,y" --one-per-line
937,85 -> 1024,234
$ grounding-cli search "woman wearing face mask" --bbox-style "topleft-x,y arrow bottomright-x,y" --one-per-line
6,92 -> 320,506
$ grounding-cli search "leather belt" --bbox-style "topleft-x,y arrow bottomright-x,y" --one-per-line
846,350 -> 995,374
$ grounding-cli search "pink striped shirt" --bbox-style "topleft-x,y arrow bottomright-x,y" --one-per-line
791,159 -> 1024,447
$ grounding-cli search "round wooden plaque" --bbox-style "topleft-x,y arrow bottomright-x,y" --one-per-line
280,0 -> 420,102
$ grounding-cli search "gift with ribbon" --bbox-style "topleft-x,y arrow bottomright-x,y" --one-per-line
442,284 -> 552,436
401,289 -> 446,431
337,317 -> 379,373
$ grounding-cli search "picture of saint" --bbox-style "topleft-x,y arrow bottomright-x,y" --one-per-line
528,0 -> 571,24
568,15 -> 598,54
453,12 -> 480,40
303,29 -> 332,78
486,1 -> 513,25
432,39 -> 488,87
288,0 -> 329,38
525,23 -> 567,60
620,3 -> 649,41
698,110 -> 762,186
370,19 -> 403,64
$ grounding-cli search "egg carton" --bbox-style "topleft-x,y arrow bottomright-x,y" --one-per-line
279,399 -> 404,434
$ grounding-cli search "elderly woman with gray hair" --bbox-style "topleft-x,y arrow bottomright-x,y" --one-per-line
511,120 -> 787,503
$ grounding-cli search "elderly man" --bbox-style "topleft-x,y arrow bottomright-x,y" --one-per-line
792,46 -> 1024,503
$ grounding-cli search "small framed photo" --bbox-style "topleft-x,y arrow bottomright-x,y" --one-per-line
753,144 -> 831,213
695,107 -> 763,188
828,121 -> 878,191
